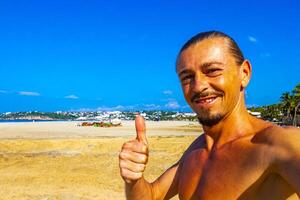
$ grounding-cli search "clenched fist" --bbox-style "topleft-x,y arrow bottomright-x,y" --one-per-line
119,115 -> 149,184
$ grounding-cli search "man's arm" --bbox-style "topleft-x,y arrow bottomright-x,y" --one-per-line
119,115 -> 204,199
151,134 -> 205,199
119,115 -> 154,199
273,126 -> 300,196
124,163 -> 180,200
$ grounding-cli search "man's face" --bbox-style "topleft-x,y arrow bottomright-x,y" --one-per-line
176,38 -> 243,126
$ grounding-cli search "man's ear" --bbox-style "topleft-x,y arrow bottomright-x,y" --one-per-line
240,60 -> 252,89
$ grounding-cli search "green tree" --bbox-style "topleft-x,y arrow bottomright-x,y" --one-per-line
292,83 -> 300,126
280,92 -> 293,118
260,104 -> 282,121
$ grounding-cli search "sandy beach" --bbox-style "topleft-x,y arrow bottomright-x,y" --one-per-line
0,121 -> 202,200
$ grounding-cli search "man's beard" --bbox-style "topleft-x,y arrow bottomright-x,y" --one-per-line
190,91 -> 224,126
197,110 -> 223,127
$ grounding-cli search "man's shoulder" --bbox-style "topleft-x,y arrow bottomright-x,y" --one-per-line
270,125 -> 300,149
179,134 -> 206,162
281,125 -> 300,133
188,134 -> 207,152
263,123 -> 298,140
252,121 -> 300,145
252,122 -> 300,163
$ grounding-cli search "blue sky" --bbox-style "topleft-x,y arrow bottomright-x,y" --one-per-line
0,0 -> 299,112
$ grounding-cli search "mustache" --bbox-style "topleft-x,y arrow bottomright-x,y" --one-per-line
191,91 -> 223,102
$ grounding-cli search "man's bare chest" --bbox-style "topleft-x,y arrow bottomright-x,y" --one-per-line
177,144 -> 297,200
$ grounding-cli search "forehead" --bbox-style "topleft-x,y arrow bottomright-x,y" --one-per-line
176,38 -> 232,72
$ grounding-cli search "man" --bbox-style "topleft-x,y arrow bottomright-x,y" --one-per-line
119,31 -> 300,199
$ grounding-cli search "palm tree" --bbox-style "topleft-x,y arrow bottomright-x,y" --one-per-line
294,102 -> 300,126
292,84 -> 300,126
280,92 -> 292,118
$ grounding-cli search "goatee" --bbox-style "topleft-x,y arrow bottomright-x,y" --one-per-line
197,113 -> 223,127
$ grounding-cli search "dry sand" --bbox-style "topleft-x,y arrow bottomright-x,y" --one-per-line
0,121 -> 202,200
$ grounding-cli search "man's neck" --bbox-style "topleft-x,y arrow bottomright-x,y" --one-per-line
203,99 -> 255,151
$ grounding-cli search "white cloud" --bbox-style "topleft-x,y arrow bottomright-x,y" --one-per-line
96,105 -> 137,111
94,103 -> 161,111
144,104 -> 161,110
165,99 -> 180,109
73,101 -> 182,112
18,91 -> 40,96
65,95 -> 79,99
246,104 -> 258,108
248,36 -> 257,43
71,108 -> 93,112
114,105 -> 125,110
182,105 -> 191,109
163,90 -> 173,95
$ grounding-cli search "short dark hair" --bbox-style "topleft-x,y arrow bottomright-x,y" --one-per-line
178,31 -> 245,66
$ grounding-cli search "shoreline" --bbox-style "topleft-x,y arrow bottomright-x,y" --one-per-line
0,120 -> 203,139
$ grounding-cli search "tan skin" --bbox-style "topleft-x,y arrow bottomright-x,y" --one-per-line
119,37 -> 300,199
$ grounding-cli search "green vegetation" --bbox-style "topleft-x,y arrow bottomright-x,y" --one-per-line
0,111 -> 77,120
249,83 -> 300,126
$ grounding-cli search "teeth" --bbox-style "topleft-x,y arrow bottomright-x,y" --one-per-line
200,97 -> 215,103
203,99 -> 212,103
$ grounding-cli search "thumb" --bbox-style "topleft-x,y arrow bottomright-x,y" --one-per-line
135,115 -> 147,145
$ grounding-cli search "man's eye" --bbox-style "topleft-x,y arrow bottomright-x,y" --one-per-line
181,75 -> 193,82
206,68 -> 221,76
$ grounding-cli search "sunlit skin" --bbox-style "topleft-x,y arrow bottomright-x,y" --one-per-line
176,37 -> 254,148
119,37 -> 300,200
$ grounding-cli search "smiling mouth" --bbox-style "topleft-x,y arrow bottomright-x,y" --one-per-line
193,96 -> 219,106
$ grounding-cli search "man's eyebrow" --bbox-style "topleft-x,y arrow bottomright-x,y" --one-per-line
200,61 -> 224,69
177,61 -> 224,76
178,69 -> 194,77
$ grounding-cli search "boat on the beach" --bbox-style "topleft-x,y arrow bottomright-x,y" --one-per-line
79,119 -> 122,127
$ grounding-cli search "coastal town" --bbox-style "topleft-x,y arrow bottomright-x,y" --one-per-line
0,104 -> 299,127
0,110 -> 198,122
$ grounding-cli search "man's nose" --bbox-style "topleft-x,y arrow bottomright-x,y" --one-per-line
192,73 -> 209,93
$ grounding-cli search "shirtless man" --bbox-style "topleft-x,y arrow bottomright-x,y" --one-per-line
119,31 -> 300,200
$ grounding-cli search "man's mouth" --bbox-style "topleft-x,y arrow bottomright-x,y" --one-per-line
193,96 -> 219,107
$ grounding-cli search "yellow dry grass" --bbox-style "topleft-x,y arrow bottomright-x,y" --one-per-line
0,133 -> 198,199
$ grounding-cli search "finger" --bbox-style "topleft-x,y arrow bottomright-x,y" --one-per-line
120,168 -> 143,182
135,115 -> 147,145
119,159 -> 146,173
122,141 -> 148,154
119,149 -> 148,164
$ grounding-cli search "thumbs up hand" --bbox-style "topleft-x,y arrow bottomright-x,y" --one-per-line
119,115 -> 149,184
135,114 -> 148,145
